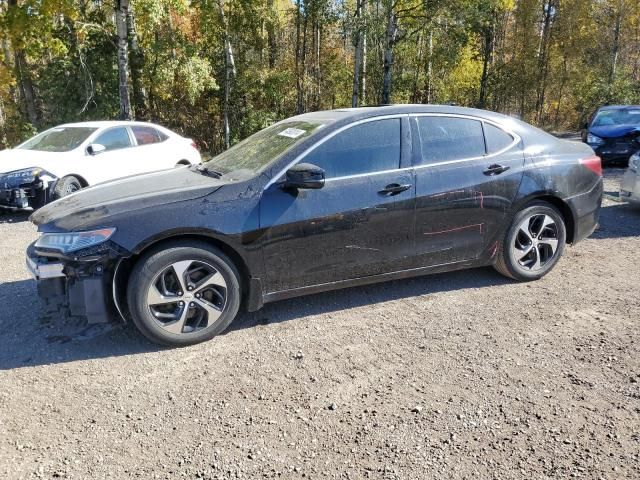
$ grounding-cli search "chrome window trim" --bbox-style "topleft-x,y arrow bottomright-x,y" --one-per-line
264,112 -> 522,188
264,114 -> 407,189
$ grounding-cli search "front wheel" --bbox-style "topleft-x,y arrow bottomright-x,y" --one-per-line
494,202 -> 567,281
53,176 -> 83,201
127,241 -> 241,346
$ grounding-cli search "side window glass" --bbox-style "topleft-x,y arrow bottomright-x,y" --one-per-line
132,126 -> 161,146
303,119 -> 401,178
484,123 -> 515,154
94,128 -> 132,152
416,117 -> 485,165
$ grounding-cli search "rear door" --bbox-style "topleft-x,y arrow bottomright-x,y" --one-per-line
129,126 -> 174,172
411,115 -> 525,267
259,116 -> 416,293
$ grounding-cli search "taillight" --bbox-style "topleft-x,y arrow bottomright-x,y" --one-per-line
190,141 -> 199,151
580,155 -> 602,176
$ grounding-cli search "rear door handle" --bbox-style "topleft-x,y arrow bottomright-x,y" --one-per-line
379,183 -> 412,196
483,164 -> 511,176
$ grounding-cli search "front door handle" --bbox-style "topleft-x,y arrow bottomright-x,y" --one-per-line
379,183 -> 412,196
483,164 -> 511,176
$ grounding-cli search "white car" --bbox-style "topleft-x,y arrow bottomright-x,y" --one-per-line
0,121 -> 201,210
620,152 -> 640,205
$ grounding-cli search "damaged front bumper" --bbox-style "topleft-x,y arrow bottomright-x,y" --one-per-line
0,179 -> 52,210
26,241 -> 128,324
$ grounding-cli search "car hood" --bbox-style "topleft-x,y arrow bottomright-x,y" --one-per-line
0,148 -> 71,175
31,166 -> 226,231
589,124 -> 640,139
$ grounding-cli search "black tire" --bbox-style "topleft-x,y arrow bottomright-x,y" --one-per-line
53,176 -> 83,200
494,202 -> 567,281
126,240 -> 241,347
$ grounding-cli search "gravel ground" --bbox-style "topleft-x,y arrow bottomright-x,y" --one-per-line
0,169 -> 638,480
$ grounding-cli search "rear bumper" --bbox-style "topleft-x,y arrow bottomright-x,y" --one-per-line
566,178 -> 603,244
620,169 -> 640,203
27,243 -> 118,324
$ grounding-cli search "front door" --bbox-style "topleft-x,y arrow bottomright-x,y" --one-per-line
87,127 -> 135,184
411,115 -> 525,266
259,117 -> 416,293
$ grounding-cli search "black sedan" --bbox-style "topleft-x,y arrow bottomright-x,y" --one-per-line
582,105 -> 640,165
27,105 -> 603,346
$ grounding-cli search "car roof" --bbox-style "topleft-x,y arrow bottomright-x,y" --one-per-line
288,104 -> 518,126
54,120 -> 167,129
596,105 -> 640,111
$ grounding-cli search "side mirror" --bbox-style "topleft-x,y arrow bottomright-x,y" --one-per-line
283,163 -> 325,190
87,143 -> 106,155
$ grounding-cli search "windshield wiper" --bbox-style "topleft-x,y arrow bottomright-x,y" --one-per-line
196,164 -> 224,178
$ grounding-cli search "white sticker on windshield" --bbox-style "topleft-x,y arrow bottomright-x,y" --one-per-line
629,110 -> 640,115
278,128 -> 306,139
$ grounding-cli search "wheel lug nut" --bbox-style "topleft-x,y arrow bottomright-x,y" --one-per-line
195,293 -> 201,298
190,302 -> 196,308
177,291 -> 183,296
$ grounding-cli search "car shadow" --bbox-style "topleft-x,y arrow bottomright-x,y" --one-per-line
0,210 -> 31,224
0,268 -> 510,370
230,266 -> 512,333
592,201 -> 640,240
0,279 -> 160,371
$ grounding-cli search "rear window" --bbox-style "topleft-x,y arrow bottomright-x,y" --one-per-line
484,123 -> 515,154
132,126 -> 166,145
18,127 -> 97,152
417,117 -> 485,164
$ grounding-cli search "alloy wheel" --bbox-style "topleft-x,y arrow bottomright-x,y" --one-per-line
511,214 -> 560,272
146,260 -> 227,334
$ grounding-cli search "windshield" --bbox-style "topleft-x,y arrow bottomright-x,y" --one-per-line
592,108 -> 640,127
202,121 -> 324,177
18,127 -> 97,152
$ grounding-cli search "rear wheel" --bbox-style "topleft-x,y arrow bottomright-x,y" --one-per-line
494,202 -> 567,281
127,241 -> 241,346
53,176 -> 82,200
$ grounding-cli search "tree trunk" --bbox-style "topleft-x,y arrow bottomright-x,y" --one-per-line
127,5 -> 148,119
352,0 -> 365,108
361,23 -> 367,105
218,0 -> 236,150
13,50 -> 40,127
116,0 -> 132,120
295,0 -> 304,114
535,0 -> 555,124
478,25 -> 494,109
381,7 -> 398,105
424,28 -> 433,104
609,5 -> 623,88
266,0 -> 277,69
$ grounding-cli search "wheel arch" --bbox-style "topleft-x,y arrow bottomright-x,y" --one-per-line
175,159 -> 191,167
113,233 -> 255,322
514,193 -> 576,244
62,173 -> 90,188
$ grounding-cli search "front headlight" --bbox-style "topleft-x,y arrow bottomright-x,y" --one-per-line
35,228 -> 116,254
587,133 -> 605,146
629,153 -> 640,173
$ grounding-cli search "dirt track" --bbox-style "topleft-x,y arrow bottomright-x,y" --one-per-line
0,169 -> 638,479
